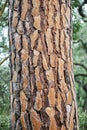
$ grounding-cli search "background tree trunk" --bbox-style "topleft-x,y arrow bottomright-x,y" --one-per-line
9,0 -> 78,130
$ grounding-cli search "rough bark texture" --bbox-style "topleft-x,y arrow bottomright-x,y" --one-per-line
9,0 -> 78,130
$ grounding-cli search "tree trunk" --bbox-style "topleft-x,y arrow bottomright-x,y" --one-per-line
9,0 -> 78,130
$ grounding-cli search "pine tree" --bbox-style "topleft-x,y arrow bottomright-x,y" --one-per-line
9,0 -> 79,129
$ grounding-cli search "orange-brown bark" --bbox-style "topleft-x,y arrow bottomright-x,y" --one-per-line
9,0 -> 78,130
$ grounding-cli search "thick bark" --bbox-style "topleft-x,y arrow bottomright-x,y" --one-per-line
9,0 -> 78,130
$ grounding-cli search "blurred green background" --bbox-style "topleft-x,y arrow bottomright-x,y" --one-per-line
0,0 -> 87,130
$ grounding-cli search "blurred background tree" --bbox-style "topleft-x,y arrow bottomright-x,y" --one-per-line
72,0 -> 87,129
0,0 -> 87,130
0,0 -> 10,130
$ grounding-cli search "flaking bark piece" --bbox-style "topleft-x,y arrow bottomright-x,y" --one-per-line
30,109 -> 41,130
46,107 -> 58,130
46,68 -> 54,82
46,28 -> 53,55
20,91 -> 27,112
21,0 -> 29,21
34,91 -> 43,111
32,0 -> 40,16
34,16 -> 41,30
12,11 -> 18,28
30,30 -> 38,49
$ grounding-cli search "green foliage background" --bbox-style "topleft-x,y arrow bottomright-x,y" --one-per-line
0,0 -> 87,130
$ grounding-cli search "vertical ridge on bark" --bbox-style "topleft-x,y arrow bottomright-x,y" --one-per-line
9,0 -> 79,130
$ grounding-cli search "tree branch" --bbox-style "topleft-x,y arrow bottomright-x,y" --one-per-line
0,45 -> 8,49
73,39 -> 83,44
0,55 -> 9,65
73,39 -> 87,53
83,83 -> 87,93
78,0 -> 87,18
0,0 -> 8,17
74,77 -> 81,85
75,73 -> 87,77
0,46 -> 16,65
74,63 -> 87,71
